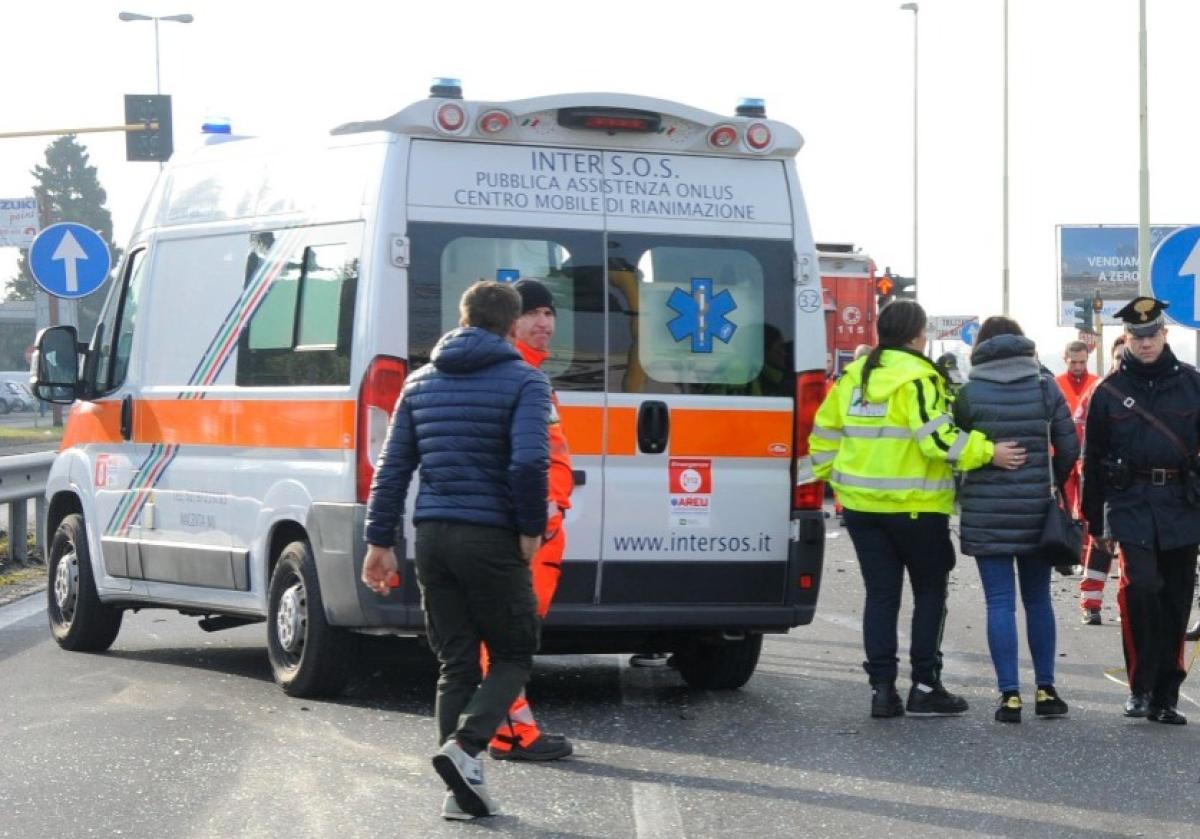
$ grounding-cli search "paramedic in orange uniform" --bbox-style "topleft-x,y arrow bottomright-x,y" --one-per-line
484,278 -> 575,761
1055,340 -> 1097,520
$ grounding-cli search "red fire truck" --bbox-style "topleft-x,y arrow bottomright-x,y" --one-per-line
818,243 -> 879,375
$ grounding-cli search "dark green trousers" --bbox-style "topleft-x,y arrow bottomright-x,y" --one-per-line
414,520 -> 540,754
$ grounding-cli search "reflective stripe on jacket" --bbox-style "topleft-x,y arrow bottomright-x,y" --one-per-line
808,348 -> 994,514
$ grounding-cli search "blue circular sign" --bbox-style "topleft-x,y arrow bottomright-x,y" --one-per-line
960,321 -> 980,346
1150,226 -> 1200,329
28,222 -> 112,299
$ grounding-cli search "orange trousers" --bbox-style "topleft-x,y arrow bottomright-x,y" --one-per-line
481,514 -> 564,751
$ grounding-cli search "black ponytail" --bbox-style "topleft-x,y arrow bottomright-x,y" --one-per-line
861,300 -> 927,397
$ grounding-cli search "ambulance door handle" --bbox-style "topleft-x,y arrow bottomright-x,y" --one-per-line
637,401 -> 670,454
572,470 -> 587,486
120,395 -> 133,441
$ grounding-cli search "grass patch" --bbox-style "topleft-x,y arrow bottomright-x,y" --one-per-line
0,424 -> 62,447
0,566 -> 42,587
0,533 -> 39,564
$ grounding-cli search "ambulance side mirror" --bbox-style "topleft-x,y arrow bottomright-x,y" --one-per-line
32,325 -> 82,404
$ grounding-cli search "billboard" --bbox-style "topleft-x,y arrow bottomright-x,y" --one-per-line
1057,225 -> 1185,326
0,197 -> 39,247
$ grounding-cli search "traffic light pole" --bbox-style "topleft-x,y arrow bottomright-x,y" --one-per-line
0,122 -> 158,140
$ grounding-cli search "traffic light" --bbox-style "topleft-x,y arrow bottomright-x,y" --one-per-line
1073,297 -> 1095,334
124,94 -> 173,162
877,270 -> 915,310
876,273 -> 895,308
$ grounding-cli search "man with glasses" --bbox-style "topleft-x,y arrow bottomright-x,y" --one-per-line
1082,297 -> 1200,725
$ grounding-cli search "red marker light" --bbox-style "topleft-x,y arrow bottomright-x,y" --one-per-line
745,122 -> 772,150
435,102 -> 466,133
386,572 -> 401,590
708,125 -> 738,148
478,109 -> 511,134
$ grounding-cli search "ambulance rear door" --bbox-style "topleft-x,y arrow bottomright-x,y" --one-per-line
404,137 -> 609,606
597,151 -> 797,614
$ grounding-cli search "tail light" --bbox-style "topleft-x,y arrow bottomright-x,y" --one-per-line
434,102 -> 466,133
792,370 -> 828,510
745,122 -> 772,151
708,125 -> 738,149
357,355 -> 408,503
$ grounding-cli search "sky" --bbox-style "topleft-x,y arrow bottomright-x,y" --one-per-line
3,0 -> 1199,369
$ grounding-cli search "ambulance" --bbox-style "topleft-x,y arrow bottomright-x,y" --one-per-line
32,80 -> 829,697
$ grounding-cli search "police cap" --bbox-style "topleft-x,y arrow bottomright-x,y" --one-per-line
1113,296 -> 1168,337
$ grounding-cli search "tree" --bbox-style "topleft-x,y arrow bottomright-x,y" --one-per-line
6,135 -> 122,338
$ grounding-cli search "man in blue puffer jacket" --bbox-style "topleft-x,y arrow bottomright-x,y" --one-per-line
361,280 -> 551,820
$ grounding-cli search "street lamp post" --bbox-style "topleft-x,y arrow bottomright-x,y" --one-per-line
118,11 -> 194,96
1137,0 -> 1150,295
1002,0 -> 1010,315
900,3 -> 919,292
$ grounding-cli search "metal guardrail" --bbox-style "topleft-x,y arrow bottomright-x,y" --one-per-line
0,451 -> 55,565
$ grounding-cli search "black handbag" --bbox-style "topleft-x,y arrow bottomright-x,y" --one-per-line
1036,379 -> 1084,570
1039,491 -> 1085,570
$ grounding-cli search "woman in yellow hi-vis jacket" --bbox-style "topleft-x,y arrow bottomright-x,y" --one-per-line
809,301 -> 1026,719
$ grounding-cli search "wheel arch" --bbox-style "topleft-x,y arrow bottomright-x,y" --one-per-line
45,490 -> 83,548
265,518 -> 310,583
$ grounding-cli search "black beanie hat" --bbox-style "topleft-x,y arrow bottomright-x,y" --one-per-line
513,278 -> 556,315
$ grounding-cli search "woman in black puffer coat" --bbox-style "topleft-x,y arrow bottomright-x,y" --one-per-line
953,317 -> 1079,723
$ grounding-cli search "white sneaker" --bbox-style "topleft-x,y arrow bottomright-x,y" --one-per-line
432,740 -> 497,818
441,791 -> 474,821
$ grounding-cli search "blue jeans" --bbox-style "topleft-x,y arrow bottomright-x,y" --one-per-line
975,554 -> 1056,693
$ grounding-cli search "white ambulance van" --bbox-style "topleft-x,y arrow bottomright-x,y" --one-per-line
32,81 -> 830,697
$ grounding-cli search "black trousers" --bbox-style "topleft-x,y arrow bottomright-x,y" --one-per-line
414,521 -> 540,754
1117,541 -> 1198,707
843,510 -> 956,686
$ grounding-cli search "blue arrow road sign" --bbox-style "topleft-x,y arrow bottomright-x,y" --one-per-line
960,321 -> 980,346
1150,225 -> 1200,329
28,222 -> 111,299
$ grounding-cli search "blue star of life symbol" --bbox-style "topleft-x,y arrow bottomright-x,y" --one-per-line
666,277 -> 738,353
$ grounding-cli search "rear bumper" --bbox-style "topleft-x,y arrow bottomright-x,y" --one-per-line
309,503 -> 824,633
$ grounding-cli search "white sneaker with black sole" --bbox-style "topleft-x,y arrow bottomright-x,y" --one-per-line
432,740 -> 497,818
441,790 -> 502,820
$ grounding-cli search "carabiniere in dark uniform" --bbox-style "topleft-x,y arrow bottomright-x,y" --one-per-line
1081,296 -> 1200,726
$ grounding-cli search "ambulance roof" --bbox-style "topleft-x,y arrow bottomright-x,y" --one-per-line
332,92 -> 804,159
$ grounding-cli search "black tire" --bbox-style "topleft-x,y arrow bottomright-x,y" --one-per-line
47,513 -> 123,652
0,399 -> 10,415
266,540 -> 354,698
674,632 -> 763,690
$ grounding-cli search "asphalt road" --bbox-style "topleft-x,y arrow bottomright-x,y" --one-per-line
1,518 -> 1198,839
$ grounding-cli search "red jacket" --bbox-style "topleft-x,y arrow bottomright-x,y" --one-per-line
1056,370 -> 1097,442
517,340 -> 574,510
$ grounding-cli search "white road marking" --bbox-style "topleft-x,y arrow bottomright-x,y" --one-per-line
1103,666 -> 1199,710
617,654 -> 686,839
630,781 -> 686,839
0,592 -> 45,631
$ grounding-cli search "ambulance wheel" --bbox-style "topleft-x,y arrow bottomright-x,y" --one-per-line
47,513 -> 123,652
674,632 -> 763,690
267,540 -> 354,698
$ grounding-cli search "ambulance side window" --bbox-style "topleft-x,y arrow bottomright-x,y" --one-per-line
606,235 -> 794,396
407,222 -> 606,392
90,248 -> 148,394
236,235 -> 357,386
